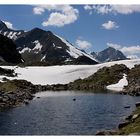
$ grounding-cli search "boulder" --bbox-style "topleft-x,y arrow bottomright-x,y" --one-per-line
96,130 -> 117,135
125,114 -> 133,120
24,100 -> 29,105
135,102 -> 140,107
118,121 -> 129,129
132,114 -> 139,120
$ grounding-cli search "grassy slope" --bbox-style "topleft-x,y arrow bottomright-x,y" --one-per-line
68,64 -> 129,91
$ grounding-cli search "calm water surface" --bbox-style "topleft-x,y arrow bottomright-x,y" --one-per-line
0,91 -> 140,135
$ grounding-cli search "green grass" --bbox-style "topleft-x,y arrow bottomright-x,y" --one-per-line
0,79 -> 33,92
69,64 -> 129,90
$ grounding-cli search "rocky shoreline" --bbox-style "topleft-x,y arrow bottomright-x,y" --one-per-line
96,102 -> 140,135
0,79 -> 52,110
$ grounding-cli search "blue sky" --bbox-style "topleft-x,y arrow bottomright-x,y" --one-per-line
0,5 -> 140,58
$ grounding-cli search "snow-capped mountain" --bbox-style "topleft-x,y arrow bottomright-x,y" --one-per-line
91,47 -> 127,63
0,20 -> 98,65
0,20 -> 24,40
0,34 -> 23,64
1,19 -> 127,65
14,28 -> 98,65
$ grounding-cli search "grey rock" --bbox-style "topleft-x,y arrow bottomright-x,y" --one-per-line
136,102 -> 140,107
118,121 -> 130,129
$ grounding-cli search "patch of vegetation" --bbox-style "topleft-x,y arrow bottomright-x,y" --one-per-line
117,107 -> 140,135
0,79 -> 34,92
128,65 -> 140,78
68,64 -> 129,91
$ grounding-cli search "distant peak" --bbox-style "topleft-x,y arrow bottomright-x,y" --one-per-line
0,20 -> 4,24
31,28 -> 53,35
107,47 -> 116,50
32,27 -> 44,32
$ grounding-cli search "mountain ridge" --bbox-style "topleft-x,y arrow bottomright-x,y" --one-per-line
91,47 -> 127,62
0,20 -> 128,65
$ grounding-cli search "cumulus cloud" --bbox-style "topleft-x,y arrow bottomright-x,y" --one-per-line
107,43 -> 121,49
102,21 -> 119,30
121,46 -> 140,54
107,42 -> 140,58
76,39 -> 92,49
33,5 -> 79,27
84,5 -> 140,15
33,6 -> 45,15
127,55 -> 139,59
3,21 -> 14,29
112,5 -> 140,15
84,5 -> 93,10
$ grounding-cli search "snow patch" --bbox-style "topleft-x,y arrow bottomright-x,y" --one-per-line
41,55 -> 46,61
3,31 -> 7,36
19,47 -> 31,53
11,32 -> 17,40
107,74 -> 128,91
33,40 -> 43,53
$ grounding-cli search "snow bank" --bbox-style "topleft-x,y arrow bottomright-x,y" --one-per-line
106,74 -> 128,91
0,59 -> 140,85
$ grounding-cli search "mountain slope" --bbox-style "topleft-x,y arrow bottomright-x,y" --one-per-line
15,28 -> 98,65
0,34 -> 23,64
91,47 -> 127,62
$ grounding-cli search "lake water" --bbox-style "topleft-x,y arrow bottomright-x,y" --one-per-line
0,91 -> 140,135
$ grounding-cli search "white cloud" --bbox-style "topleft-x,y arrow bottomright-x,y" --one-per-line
107,42 -> 140,58
84,5 -> 93,10
84,5 -> 140,15
3,21 -> 14,29
33,7 -> 45,15
76,39 -> 92,49
107,43 -> 121,49
127,55 -> 139,59
112,5 -> 140,15
33,5 -> 79,27
121,46 -> 140,54
102,21 -> 119,30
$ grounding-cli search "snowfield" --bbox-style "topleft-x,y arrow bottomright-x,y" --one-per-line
0,59 -> 140,90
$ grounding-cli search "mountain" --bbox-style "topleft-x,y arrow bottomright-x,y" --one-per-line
14,28 -> 98,65
91,47 -> 127,63
0,20 -> 24,40
90,51 -> 98,58
0,34 -> 23,64
0,20 -> 98,65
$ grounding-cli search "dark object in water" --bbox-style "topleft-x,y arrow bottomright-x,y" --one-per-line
73,98 -> 76,101
25,101 -> 29,105
124,106 -> 130,109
